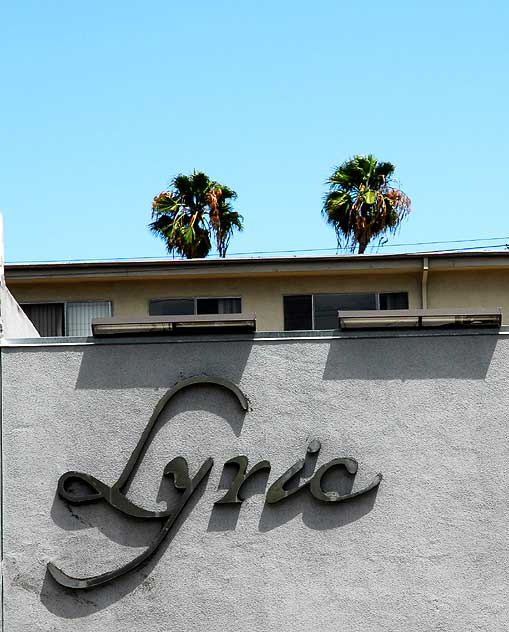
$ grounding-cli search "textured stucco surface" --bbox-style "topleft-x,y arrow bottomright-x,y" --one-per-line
1,333 -> 508,631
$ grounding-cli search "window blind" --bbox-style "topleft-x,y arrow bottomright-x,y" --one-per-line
21,303 -> 64,337
66,301 -> 112,336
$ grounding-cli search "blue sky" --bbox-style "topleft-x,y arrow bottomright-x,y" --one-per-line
2,0 -> 508,262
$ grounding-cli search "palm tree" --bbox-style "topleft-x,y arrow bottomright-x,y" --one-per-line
150,171 -> 243,259
323,155 -> 411,254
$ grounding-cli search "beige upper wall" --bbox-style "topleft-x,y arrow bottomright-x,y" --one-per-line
428,269 -> 509,312
8,272 -> 420,331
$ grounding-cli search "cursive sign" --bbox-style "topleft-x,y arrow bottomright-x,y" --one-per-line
48,376 -> 382,590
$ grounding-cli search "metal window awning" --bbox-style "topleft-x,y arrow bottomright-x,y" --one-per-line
337,308 -> 502,330
91,313 -> 256,337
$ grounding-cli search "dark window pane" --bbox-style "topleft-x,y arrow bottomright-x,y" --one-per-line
283,295 -> 312,330
149,299 -> 194,316
379,292 -> 409,310
314,293 -> 377,329
196,297 -> 241,314
21,303 -> 64,336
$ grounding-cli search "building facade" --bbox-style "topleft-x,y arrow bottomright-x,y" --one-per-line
0,244 -> 507,630
1,323 -> 507,631
6,250 -> 509,336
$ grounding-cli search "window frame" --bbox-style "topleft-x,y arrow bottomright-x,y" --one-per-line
19,299 -> 113,336
148,296 -> 243,316
282,291 -> 408,331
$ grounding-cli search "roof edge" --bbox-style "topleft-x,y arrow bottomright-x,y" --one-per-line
5,250 -> 509,282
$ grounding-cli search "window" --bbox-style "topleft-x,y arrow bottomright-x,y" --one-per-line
379,292 -> 408,310
21,301 -> 112,337
283,292 -> 409,331
65,301 -> 112,336
149,297 -> 242,316
21,303 -> 64,337
196,297 -> 241,314
149,298 -> 194,316
283,295 -> 312,331
314,293 -> 376,329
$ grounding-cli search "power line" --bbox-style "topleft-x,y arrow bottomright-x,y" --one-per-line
226,236 -> 509,257
226,242 -> 509,258
404,243 -> 509,254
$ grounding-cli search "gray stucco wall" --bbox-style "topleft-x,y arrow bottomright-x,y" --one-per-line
1,332 -> 507,631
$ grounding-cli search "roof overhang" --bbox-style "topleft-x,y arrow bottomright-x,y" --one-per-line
6,251 -> 509,284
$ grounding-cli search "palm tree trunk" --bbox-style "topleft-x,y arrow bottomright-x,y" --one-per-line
357,240 -> 368,254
